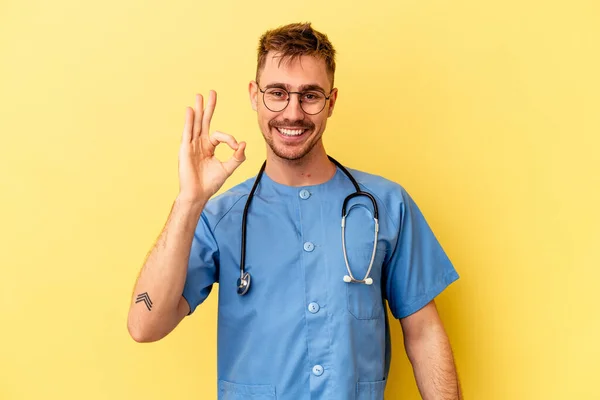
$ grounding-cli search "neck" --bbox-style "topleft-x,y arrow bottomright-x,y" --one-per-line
264,143 -> 336,187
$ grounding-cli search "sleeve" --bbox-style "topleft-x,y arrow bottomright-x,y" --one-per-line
383,188 -> 459,319
182,212 -> 219,315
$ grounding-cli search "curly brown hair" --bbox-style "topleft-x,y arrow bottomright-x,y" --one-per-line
256,22 -> 336,86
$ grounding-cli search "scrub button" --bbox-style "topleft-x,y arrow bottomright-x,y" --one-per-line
312,365 -> 324,376
299,189 -> 311,199
303,242 -> 314,252
308,302 -> 320,313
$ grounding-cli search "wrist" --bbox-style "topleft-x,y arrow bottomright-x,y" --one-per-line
175,194 -> 207,214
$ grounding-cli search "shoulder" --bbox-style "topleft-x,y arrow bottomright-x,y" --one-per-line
201,175 -> 256,229
345,167 -> 410,203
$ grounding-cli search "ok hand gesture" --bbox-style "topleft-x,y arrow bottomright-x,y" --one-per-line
178,91 -> 246,204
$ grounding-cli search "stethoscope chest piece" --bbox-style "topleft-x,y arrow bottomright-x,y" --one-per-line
237,272 -> 251,295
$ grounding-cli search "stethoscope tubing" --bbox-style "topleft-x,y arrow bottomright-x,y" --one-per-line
237,156 -> 379,295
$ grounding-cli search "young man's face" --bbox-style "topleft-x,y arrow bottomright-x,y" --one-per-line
249,52 -> 338,162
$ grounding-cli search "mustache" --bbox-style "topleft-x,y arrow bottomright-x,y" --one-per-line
269,119 -> 314,130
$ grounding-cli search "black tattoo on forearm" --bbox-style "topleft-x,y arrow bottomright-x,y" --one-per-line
135,292 -> 153,311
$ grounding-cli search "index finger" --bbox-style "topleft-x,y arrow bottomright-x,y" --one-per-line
201,90 -> 217,138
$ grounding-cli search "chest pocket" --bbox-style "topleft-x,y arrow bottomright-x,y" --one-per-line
342,203 -> 386,320
218,380 -> 276,400
345,245 -> 386,320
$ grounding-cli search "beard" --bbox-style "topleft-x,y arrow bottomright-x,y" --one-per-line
263,118 -> 320,161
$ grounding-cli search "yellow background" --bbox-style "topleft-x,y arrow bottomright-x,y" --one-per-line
1,0 -> 599,398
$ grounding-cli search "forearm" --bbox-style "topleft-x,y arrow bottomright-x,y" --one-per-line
405,323 -> 461,400
127,196 -> 205,341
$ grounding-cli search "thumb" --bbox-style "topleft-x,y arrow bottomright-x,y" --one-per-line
223,141 -> 246,175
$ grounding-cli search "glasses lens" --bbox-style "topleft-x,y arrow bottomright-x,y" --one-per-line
299,91 -> 326,115
264,88 -> 289,112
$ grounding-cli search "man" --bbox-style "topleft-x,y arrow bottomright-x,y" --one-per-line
128,22 -> 461,399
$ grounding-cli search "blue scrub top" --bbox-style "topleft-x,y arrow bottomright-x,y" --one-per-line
182,166 -> 459,400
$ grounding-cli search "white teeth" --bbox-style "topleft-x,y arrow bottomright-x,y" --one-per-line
278,128 -> 305,136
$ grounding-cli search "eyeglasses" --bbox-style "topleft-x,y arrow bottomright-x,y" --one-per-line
258,85 -> 333,115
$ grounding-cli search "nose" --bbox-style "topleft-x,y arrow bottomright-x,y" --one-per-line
281,93 -> 305,121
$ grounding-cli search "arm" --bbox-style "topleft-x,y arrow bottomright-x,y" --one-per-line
127,90 -> 246,343
401,300 -> 462,399
127,197 -> 204,343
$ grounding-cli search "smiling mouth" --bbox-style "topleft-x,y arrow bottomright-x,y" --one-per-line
276,127 -> 308,137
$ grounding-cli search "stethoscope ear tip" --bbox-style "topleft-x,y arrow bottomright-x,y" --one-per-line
343,275 -> 374,285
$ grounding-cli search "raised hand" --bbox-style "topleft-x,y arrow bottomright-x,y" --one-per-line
177,91 -> 246,204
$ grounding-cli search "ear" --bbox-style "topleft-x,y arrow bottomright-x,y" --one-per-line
249,80 -> 258,111
327,88 -> 339,118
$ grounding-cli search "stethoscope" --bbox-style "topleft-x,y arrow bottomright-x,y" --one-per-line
237,155 -> 379,296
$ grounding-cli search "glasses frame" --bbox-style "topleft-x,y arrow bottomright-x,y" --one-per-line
257,84 -> 333,115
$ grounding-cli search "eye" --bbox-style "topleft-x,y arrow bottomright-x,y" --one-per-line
266,88 -> 288,99
303,92 -> 323,102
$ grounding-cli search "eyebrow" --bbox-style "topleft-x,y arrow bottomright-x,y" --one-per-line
264,82 -> 328,93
